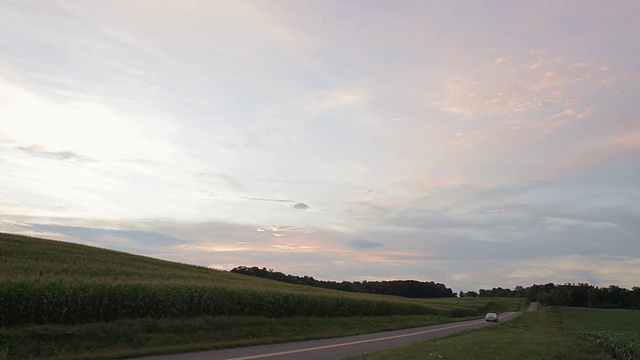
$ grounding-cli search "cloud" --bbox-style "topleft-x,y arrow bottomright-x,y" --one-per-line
486,208 -> 511,214
292,203 -> 309,210
346,238 -> 384,249
257,225 -> 312,236
539,216 -> 617,231
26,224 -> 190,253
16,145 -> 89,162
575,106 -> 595,119
273,243 -> 315,251
566,61 -> 596,69
599,129 -> 640,149
356,251 -> 427,264
307,88 -> 368,115
195,173 -> 243,190
496,255 -> 640,289
226,127 -> 302,151
437,49 -> 619,136
543,123 -> 640,172
0,78 -> 173,163
494,57 -> 507,64
452,273 -> 474,281
530,59 -> 550,69
243,197 -> 296,203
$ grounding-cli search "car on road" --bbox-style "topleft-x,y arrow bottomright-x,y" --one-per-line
485,312 -> 499,322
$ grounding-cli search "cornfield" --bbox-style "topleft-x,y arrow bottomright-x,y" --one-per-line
0,280 -> 434,327
576,331 -> 640,360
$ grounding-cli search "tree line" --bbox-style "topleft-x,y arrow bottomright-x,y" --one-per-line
478,283 -> 640,309
230,266 -> 455,298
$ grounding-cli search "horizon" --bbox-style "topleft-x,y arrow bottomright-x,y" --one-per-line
1,1 -> 639,292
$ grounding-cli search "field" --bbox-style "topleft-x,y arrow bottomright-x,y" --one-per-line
0,232 -> 523,359
564,307 -> 640,360
355,306 -> 640,360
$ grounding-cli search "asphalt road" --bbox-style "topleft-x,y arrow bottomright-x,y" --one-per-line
131,311 -> 524,360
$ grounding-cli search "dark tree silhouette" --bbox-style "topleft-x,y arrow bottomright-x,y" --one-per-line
479,283 -> 640,309
231,266 -> 455,298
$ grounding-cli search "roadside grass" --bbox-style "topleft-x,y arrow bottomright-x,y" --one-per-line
0,315 -> 475,359
353,307 -> 610,360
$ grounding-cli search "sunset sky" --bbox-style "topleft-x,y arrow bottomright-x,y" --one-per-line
1,0 -> 638,292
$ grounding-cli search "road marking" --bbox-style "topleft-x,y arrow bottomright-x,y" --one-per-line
226,315 -> 519,360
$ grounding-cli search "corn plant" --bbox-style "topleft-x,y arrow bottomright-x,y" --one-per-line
0,280 -> 433,327
575,331 -> 639,360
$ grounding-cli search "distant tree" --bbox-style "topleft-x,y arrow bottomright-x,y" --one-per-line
230,266 -> 455,298
513,285 -> 524,298
588,288 -> 599,307
477,282 -> 640,310
465,291 -> 479,298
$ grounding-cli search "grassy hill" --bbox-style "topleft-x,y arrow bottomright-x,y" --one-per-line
0,232 -> 524,359
0,232 -> 523,311
1,232 -> 319,290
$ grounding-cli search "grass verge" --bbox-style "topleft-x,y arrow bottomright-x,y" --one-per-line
0,298 -> 519,359
352,307 -> 611,360
0,315 -> 478,360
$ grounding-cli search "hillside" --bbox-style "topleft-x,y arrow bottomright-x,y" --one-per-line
1,232 -> 322,292
0,232 -> 523,305
0,233 -> 453,303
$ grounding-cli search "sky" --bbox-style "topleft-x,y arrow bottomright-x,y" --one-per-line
1,0 -> 639,292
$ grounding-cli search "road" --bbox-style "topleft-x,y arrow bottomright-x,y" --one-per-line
132,310 -> 529,360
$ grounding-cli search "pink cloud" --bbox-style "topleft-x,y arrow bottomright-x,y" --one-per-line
530,59 -> 550,69
540,122 -> 640,176
575,106 -> 595,119
600,129 -> 640,149
452,273 -> 474,281
356,250 -> 429,264
566,61 -> 596,68
437,50 -> 615,134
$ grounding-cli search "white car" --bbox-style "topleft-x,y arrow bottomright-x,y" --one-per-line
485,312 -> 499,322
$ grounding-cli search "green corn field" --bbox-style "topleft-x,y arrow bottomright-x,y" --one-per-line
0,279 -> 435,326
1,232 -> 507,328
576,331 -> 639,360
